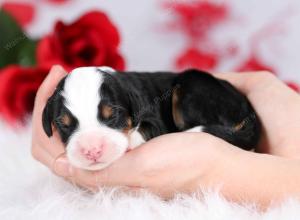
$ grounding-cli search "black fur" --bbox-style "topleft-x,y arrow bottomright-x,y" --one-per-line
42,69 -> 261,150
42,77 -> 78,143
172,70 -> 260,149
100,71 -> 178,139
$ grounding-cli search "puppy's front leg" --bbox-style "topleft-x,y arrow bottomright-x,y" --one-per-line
128,128 -> 146,149
185,126 -> 204,132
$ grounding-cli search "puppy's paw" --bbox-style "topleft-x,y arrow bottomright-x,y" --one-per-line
129,130 -> 146,149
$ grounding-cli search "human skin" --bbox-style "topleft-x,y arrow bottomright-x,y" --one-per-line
31,66 -> 300,209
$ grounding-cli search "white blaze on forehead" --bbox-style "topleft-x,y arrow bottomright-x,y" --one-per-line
97,66 -> 116,73
63,67 -> 103,128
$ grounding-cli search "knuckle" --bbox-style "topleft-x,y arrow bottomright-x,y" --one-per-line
256,71 -> 276,81
243,71 -> 277,92
252,72 -> 276,85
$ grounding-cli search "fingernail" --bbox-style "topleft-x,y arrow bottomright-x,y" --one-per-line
54,157 -> 73,177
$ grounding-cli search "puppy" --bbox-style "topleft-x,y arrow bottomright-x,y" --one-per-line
42,67 -> 260,170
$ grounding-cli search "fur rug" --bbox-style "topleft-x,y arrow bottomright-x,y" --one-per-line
1,121 -> 300,220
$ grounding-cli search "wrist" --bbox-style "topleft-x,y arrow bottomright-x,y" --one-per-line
192,136 -> 245,190
214,147 -> 300,208
204,139 -> 246,188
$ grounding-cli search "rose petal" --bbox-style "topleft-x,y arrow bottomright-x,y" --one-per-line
0,65 -> 50,125
2,2 -> 35,27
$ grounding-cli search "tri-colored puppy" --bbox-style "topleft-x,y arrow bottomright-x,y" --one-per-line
42,67 -> 260,170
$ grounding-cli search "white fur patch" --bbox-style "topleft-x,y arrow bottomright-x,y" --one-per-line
64,67 -> 103,129
96,66 -> 116,73
129,128 -> 146,149
62,67 -> 128,170
185,126 -> 204,133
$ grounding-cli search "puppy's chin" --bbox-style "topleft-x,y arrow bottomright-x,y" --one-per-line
66,128 -> 129,170
67,149 -> 127,171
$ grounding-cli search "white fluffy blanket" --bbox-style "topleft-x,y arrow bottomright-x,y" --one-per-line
0,121 -> 300,220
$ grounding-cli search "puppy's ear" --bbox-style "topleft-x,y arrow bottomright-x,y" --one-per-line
42,96 -> 55,137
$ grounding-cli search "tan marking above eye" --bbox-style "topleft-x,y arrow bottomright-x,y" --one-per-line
101,105 -> 113,119
61,114 -> 71,126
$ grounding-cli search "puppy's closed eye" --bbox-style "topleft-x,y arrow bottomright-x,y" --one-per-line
61,114 -> 72,126
55,108 -> 76,129
55,113 -> 73,128
101,104 -> 113,119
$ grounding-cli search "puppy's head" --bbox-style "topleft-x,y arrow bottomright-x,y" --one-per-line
42,67 -> 134,170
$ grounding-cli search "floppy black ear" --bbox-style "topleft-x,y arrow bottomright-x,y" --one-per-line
42,97 -> 55,137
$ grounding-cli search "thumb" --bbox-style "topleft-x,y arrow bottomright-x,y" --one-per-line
53,156 -> 74,177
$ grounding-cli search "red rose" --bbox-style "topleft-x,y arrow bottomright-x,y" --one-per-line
2,2 -> 35,27
0,65 -> 49,124
37,11 -> 125,71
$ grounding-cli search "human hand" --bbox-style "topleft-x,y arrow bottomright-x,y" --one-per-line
32,69 -> 300,201
31,65 -> 69,176
61,131 -> 239,195
217,71 -> 300,157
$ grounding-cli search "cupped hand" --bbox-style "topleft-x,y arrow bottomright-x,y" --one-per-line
31,65 -> 69,176
217,71 -> 300,157
31,69 -> 300,199
66,132 -> 238,195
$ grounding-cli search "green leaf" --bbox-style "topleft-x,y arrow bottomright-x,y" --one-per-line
18,39 -> 37,67
0,10 -> 37,68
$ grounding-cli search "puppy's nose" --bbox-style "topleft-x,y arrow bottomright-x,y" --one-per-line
81,146 -> 103,162
78,135 -> 107,162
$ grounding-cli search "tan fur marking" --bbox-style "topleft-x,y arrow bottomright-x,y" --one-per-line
172,88 -> 185,129
234,120 -> 246,131
61,114 -> 71,126
101,105 -> 113,119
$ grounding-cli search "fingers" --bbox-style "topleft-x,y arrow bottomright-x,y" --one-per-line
35,65 -> 67,104
31,65 -> 69,176
215,71 -> 277,95
32,65 -> 67,125
31,140 -> 56,168
31,139 -> 70,176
